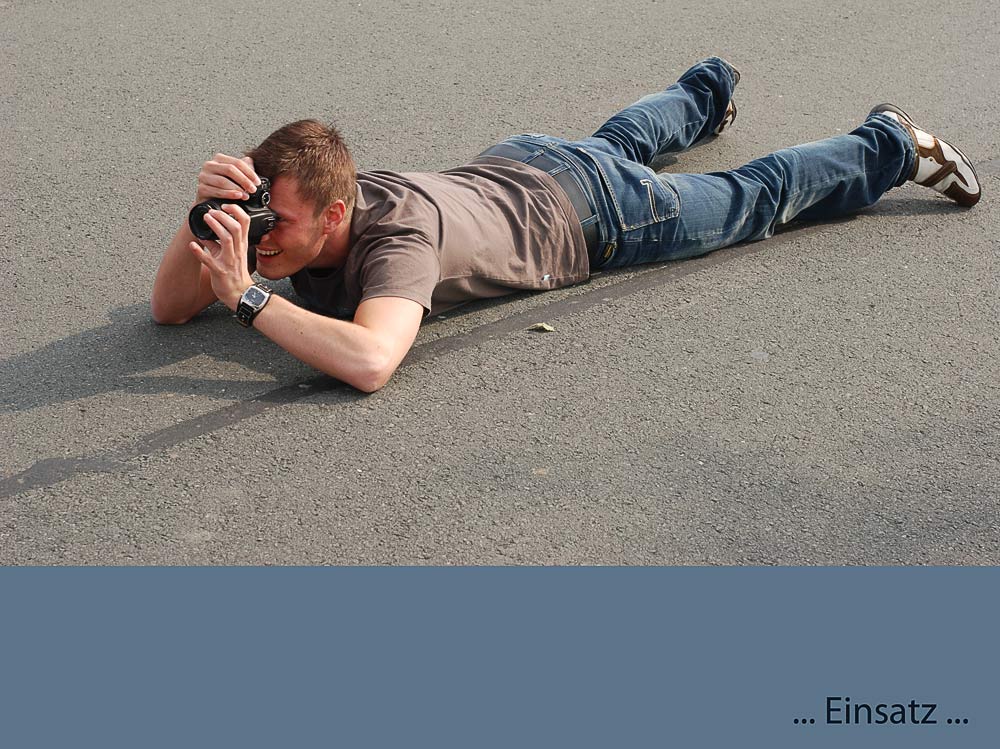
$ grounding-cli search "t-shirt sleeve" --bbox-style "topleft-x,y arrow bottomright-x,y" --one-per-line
357,234 -> 441,315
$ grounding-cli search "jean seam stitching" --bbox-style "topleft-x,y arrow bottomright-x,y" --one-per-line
575,147 -> 679,231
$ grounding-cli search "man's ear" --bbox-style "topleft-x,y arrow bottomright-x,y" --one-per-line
322,200 -> 348,233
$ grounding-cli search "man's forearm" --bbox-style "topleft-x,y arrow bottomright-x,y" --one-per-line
150,222 -> 218,324
250,294 -> 400,393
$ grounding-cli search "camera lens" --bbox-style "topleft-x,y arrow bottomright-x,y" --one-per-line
188,202 -> 218,240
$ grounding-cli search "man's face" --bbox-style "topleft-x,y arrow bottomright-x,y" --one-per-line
252,175 -> 332,279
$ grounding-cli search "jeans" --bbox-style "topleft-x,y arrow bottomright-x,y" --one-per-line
494,57 -> 916,269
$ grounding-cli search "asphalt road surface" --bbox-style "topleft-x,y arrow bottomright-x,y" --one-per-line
4,0 -> 998,564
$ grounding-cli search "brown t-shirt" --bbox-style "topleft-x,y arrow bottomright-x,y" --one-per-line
289,156 -> 589,318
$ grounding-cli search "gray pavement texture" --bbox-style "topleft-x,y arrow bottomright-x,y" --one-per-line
4,0 -> 998,564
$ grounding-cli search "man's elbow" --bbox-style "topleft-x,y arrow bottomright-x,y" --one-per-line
150,300 -> 190,326
354,366 -> 394,394
352,351 -> 399,393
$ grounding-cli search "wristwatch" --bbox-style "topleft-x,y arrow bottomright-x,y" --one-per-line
235,283 -> 272,327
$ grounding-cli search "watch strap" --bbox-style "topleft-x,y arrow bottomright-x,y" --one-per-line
236,283 -> 273,327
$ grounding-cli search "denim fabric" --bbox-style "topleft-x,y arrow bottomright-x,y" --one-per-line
493,57 -> 916,269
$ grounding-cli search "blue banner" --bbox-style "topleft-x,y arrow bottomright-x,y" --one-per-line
1,568 -> 995,748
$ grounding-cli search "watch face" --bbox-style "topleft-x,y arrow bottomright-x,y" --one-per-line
245,287 -> 266,305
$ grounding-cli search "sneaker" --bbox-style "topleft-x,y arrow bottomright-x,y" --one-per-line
869,103 -> 981,207
713,64 -> 741,135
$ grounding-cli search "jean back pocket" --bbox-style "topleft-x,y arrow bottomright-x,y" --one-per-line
572,146 -> 679,232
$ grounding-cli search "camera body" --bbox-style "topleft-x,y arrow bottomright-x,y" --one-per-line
188,177 -> 277,245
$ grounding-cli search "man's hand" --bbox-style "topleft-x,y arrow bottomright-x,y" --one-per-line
196,154 -> 261,204
152,153 -> 261,325
188,203 -> 255,310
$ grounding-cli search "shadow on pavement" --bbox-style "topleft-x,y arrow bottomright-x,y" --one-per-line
3,302 -> 307,413
1,194 -> 959,417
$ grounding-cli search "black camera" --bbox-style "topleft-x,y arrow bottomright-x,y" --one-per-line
188,176 -> 277,245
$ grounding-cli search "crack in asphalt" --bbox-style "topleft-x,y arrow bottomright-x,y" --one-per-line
3,240 -> 775,499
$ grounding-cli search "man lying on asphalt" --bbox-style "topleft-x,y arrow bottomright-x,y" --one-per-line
151,57 -> 981,392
